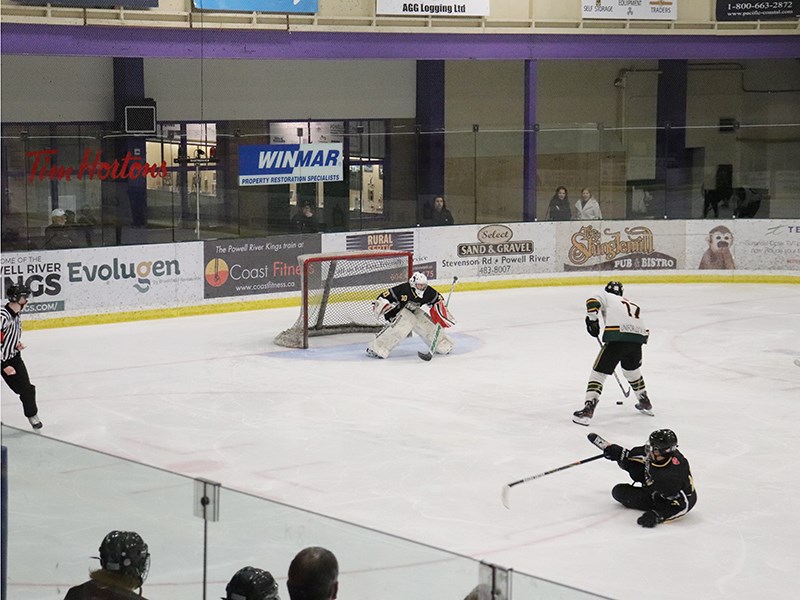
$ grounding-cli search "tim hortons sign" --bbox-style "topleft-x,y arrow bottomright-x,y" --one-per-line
26,149 -> 168,183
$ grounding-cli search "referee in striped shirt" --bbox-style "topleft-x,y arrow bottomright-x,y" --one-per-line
2,284 -> 42,430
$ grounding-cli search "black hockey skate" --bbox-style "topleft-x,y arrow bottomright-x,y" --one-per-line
634,393 -> 654,417
572,399 -> 598,426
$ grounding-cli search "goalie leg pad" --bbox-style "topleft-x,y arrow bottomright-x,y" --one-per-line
410,310 -> 455,355
367,308 -> 414,358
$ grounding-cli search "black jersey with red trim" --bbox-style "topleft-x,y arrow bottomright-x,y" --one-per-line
618,445 -> 696,503
378,282 -> 443,321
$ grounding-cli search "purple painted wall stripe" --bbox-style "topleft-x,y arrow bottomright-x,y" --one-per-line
2,24 -> 799,60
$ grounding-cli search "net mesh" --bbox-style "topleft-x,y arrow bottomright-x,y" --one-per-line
274,251 -> 412,348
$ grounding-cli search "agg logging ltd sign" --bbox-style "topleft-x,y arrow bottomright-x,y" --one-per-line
26,149 -> 168,183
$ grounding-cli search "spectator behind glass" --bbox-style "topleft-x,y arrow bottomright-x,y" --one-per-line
431,195 -> 455,226
63,530 -> 151,600
546,186 -> 571,221
291,203 -> 318,234
287,546 -> 339,600
575,187 -> 602,220
43,208 -> 78,249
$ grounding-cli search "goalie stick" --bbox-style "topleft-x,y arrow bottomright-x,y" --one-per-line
595,338 -> 631,403
418,276 -> 458,361
501,454 -> 604,509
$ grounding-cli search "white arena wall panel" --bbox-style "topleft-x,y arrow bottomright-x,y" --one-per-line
2,220 -> 798,327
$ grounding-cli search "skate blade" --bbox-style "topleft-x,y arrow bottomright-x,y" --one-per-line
572,415 -> 591,426
635,406 -> 655,417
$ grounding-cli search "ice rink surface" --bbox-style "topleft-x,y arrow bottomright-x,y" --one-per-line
2,282 -> 799,599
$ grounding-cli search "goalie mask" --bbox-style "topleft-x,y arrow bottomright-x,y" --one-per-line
98,530 -> 150,585
224,566 -> 280,600
605,281 -> 623,296
409,272 -> 428,298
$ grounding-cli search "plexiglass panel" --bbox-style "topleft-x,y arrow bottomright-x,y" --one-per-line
2,424 -> 607,599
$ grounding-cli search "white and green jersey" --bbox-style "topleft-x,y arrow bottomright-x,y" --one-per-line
586,290 -> 649,344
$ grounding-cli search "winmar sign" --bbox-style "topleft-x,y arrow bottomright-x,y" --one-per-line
68,257 -> 180,293
238,143 -> 343,186
27,149 -> 167,183
458,224 -> 534,256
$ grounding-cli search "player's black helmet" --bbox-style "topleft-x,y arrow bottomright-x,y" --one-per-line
224,566 -> 280,600
5,284 -> 31,302
605,281 -> 623,296
648,429 -> 678,454
98,531 -> 150,585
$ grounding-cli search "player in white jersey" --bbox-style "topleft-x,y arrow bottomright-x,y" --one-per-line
573,281 -> 654,425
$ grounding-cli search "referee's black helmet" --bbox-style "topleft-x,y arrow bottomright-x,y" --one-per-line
5,284 -> 31,302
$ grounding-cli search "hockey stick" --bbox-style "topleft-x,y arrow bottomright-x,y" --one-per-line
595,338 -> 631,402
501,454 -> 604,510
418,276 -> 458,361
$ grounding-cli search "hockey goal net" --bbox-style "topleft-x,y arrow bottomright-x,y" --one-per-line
274,250 -> 413,349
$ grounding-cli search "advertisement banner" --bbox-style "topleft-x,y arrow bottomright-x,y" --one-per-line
1,243 -> 203,318
557,221 -> 685,271
238,143 -> 343,186
686,220 -> 800,271
582,0 -> 677,20
322,228 -> 431,276
376,0 -> 490,17
416,223 -> 557,280
203,235 -> 322,299
193,0 -> 318,12
716,0 -> 799,20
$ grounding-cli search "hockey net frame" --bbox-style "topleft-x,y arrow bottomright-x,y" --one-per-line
274,250 -> 413,349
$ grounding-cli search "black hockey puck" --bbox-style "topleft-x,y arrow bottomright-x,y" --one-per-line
616,401 -> 623,405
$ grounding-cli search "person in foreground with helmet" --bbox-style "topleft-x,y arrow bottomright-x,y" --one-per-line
224,566 -> 280,600
64,530 -> 151,599
366,271 -> 455,359
595,429 -> 697,528
1,284 -> 42,430
573,281 -> 653,426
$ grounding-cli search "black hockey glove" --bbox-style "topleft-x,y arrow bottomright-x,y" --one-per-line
603,444 -> 627,462
637,510 -> 662,528
585,316 -> 600,338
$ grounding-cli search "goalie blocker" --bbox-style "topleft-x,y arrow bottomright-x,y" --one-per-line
367,272 -> 456,359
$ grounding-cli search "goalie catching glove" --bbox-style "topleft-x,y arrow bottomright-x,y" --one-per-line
372,297 -> 396,320
430,299 -> 456,328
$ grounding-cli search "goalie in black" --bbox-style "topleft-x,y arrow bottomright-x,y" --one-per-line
367,272 -> 455,359
591,429 -> 697,528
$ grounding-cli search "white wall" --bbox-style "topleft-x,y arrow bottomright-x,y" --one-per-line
0,56 -> 416,123
144,59 -> 417,121
0,56 -> 115,122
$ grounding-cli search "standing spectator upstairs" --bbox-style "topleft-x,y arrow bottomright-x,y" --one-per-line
575,187 -> 602,220
431,195 -> 455,226
546,186 -> 571,221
